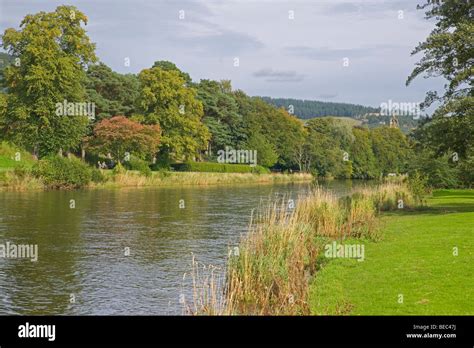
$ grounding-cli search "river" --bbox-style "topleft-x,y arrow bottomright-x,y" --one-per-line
0,180 -> 368,315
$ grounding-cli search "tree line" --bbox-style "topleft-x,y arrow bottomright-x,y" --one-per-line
261,97 -> 379,119
0,2 -> 471,188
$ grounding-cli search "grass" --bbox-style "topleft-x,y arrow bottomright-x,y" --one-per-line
92,170 -> 313,189
0,141 -> 36,171
309,189 -> 474,315
187,183 -> 410,315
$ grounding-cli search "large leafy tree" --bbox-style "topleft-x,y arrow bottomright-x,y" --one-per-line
1,6 -> 97,157
152,60 -> 192,85
87,116 -> 161,163
407,0 -> 473,160
248,98 -> 306,169
137,66 -> 210,161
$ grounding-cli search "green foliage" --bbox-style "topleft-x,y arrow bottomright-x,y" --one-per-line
138,67 -> 210,161
244,133 -> 278,168
85,63 -> 140,121
13,164 -> 29,180
152,60 -> 192,85
1,5 -> 97,156
196,79 -> 243,154
408,150 -> 459,189
172,161 -> 269,174
0,141 -> 36,169
90,168 -> 107,183
32,156 -> 92,188
406,0 -> 473,189
350,127 -> 377,179
370,127 -> 411,175
112,162 -> 126,175
123,156 -> 152,177
457,155 -> 474,188
407,171 -> 429,204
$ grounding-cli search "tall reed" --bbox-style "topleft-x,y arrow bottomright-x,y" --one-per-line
186,183 -> 417,315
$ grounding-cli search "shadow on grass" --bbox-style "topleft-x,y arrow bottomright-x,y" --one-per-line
381,202 -> 474,217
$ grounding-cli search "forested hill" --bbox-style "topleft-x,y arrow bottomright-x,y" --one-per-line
260,97 -> 379,119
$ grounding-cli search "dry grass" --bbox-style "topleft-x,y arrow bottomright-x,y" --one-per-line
0,171 -> 43,191
186,183 -> 417,315
94,171 -> 313,188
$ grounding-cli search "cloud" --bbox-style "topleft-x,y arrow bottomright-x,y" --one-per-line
284,44 -> 410,61
253,68 -> 305,82
318,93 -> 338,100
320,0 -> 420,17
175,27 -> 264,57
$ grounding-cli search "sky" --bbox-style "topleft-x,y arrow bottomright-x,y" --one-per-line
0,0 -> 444,108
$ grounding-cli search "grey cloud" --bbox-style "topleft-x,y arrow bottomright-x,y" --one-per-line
320,0 -> 420,17
285,44 -> 410,61
253,68 -> 305,82
175,29 -> 264,57
318,93 -> 338,99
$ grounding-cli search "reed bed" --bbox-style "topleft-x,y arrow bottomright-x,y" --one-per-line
95,171 -> 313,188
0,170 -> 43,191
186,183 -> 417,315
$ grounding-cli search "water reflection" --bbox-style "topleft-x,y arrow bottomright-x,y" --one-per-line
0,180 -> 368,314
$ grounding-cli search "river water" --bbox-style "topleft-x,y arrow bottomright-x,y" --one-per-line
0,180 -> 367,315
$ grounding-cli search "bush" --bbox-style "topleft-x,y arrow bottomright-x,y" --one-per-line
32,156 -> 92,188
123,157 -> 152,177
13,164 -> 29,180
408,171 -> 429,204
408,151 -> 459,188
172,161 -> 270,174
91,168 -> 107,183
112,162 -> 126,175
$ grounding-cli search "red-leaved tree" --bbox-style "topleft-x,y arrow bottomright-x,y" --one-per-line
87,116 -> 161,163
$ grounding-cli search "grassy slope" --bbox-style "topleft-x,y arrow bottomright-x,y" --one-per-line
309,189 -> 474,315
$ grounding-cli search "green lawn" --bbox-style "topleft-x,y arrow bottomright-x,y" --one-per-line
309,189 -> 474,315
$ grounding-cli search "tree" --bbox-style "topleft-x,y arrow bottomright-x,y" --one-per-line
196,79 -> 245,157
85,62 -> 140,121
407,0 -> 473,161
137,66 -> 210,161
350,127 -> 377,179
87,116 -> 160,163
304,118 -> 349,178
370,127 -> 411,175
245,132 -> 278,168
152,60 -> 192,85
1,6 -> 97,157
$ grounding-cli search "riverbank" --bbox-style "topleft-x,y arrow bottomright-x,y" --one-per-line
95,170 -> 313,188
309,189 -> 474,315
188,186 -> 473,315
186,182 -> 419,315
0,169 -> 313,191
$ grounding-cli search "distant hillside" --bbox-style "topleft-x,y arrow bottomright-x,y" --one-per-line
260,97 -> 379,119
261,97 -> 419,134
